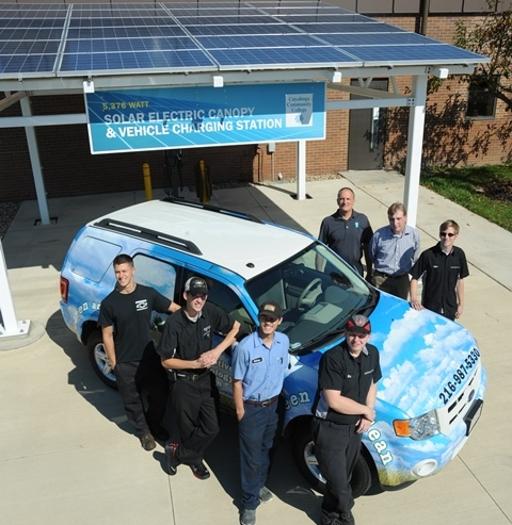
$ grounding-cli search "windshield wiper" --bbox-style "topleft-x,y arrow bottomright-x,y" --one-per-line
292,325 -> 347,355
357,290 -> 379,314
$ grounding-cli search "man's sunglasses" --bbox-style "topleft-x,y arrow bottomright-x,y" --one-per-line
440,232 -> 456,237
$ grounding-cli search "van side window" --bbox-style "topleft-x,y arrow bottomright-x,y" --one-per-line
183,271 -> 254,339
133,254 -> 177,301
70,236 -> 121,282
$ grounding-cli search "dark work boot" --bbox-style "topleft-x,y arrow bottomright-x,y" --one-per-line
190,460 -> 210,480
140,433 -> 156,451
239,508 -> 256,525
339,511 -> 355,525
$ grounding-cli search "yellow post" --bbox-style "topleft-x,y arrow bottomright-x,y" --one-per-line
142,163 -> 153,200
196,160 -> 212,203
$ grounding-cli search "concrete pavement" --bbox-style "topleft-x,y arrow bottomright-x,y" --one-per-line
0,170 -> 511,525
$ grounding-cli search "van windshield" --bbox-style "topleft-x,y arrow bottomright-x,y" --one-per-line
245,242 -> 375,352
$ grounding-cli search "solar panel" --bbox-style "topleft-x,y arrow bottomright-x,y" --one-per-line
197,34 -> 325,49
66,26 -> 188,39
0,40 -> 59,54
0,53 -> 58,74
0,28 -> 63,39
0,6 -> 65,76
179,15 -> 288,25
60,49 -> 215,73
186,23 -> 300,36
170,8 -> 265,16
350,44 -> 486,63
70,9 -> 170,18
0,1 -> 488,80
293,23 -> 406,33
0,6 -> 67,16
65,37 -> 199,54
319,32 -> 440,46
273,14 -> 370,23
68,17 -> 177,27
208,47 -> 358,67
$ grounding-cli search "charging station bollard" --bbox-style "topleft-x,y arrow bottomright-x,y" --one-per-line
195,159 -> 212,203
142,163 -> 153,201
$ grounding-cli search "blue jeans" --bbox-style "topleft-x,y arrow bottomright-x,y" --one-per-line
239,402 -> 279,509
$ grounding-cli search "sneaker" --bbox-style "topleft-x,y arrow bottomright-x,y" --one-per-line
190,460 -> 210,480
258,486 -> 274,504
140,433 -> 156,451
164,442 -> 180,476
239,508 -> 256,525
339,511 -> 355,525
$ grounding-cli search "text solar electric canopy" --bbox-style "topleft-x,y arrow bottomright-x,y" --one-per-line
0,1 -> 487,88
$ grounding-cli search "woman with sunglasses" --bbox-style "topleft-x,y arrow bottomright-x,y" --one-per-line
410,220 -> 469,320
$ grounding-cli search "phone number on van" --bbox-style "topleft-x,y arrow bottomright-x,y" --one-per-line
439,348 -> 480,405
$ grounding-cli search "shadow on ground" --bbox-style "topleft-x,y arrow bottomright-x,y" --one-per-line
204,411 -> 322,523
44,308 -> 378,523
45,309 -> 129,432
3,183 -> 308,271
44,307 -> 322,522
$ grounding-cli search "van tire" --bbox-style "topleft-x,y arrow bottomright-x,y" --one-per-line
292,419 -> 373,497
87,331 -> 117,389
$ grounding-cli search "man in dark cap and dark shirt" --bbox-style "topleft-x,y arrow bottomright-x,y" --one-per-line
313,314 -> 381,525
158,276 -> 240,480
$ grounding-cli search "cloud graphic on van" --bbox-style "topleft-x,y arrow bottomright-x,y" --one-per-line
380,309 -> 431,369
378,309 -> 476,414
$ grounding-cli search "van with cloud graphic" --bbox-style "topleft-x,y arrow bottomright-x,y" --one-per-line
59,199 -> 486,496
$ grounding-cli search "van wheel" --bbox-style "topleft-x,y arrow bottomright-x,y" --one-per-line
292,420 -> 373,497
87,332 -> 117,389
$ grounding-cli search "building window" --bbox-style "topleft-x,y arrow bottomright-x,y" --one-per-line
467,79 -> 496,118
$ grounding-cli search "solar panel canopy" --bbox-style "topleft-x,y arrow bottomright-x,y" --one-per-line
0,1 -> 487,82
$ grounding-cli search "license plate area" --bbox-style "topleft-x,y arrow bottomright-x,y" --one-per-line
464,399 -> 483,436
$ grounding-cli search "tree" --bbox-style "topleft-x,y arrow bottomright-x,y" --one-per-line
455,1 -> 512,111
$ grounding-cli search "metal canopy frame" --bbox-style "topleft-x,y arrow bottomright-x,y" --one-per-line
0,2 -> 486,340
0,63 -> 473,225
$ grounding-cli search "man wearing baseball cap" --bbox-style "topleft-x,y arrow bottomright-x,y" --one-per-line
232,301 -> 289,525
313,314 -> 381,525
157,276 -> 240,479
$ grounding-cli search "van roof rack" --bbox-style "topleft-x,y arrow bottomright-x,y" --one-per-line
94,218 -> 202,255
162,197 -> 264,224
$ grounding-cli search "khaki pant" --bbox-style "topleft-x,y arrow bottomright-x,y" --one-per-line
371,272 -> 410,300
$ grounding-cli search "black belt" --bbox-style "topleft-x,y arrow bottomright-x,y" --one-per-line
244,395 -> 278,408
374,270 -> 407,279
172,370 -> 210,382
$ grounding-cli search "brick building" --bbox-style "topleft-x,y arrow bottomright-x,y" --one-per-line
0,0 -> 511,202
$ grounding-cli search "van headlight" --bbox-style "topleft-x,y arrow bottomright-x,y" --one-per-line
393,410 -> 440,440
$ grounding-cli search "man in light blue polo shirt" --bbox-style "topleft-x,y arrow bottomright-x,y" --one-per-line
232,301 -> 289,525
370,202 -> 420,299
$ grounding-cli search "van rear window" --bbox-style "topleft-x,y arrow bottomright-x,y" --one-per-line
70,236 -> 121,282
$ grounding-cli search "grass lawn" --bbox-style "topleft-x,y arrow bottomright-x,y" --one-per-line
421,164 -> 512,233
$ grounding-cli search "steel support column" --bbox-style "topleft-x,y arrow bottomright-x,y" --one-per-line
296,140 -> 307,200
403,74 -> 428,227
20,96 -> 50,225
0,240 -> 29,339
